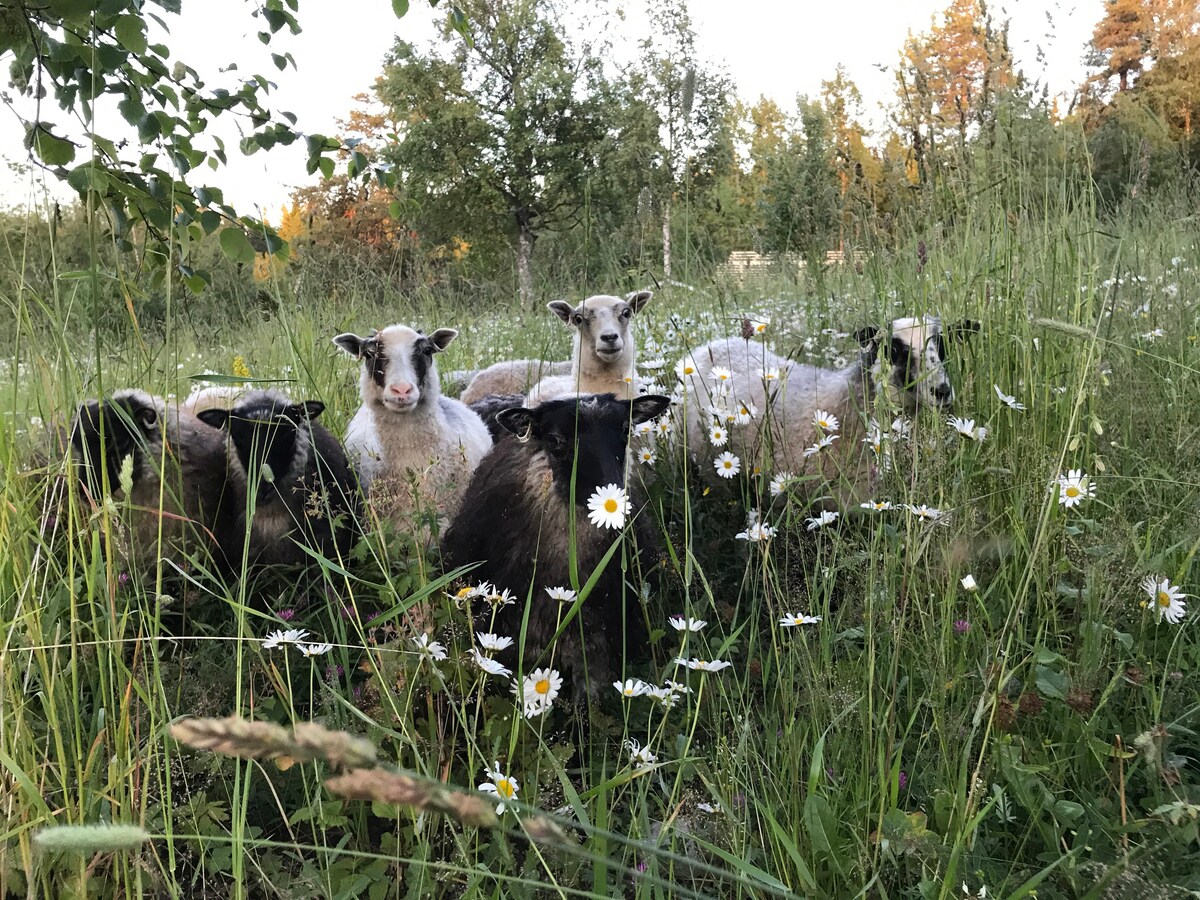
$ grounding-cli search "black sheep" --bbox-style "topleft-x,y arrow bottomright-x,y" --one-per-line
69,389 -> 233,571
442,392 -> 672,695
197,390 -> 360,568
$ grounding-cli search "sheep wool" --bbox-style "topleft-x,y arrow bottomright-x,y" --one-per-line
443,392 -> 672,695
334,324 -> 492,540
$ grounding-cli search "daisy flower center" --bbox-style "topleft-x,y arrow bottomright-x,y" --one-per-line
535,679 -> 550,694
604,498 -> 619,514
1066,486 -> 1080,498
496,779 -> 515,799
1158,591 -> 1171,606
722,461 -> 732,469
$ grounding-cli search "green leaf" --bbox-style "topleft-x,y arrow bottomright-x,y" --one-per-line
219,227 -> 256,264
114,15 -> 147,54
29,126 -> 76,166
1035,664 -> 1070,701
392,0 -> 410,15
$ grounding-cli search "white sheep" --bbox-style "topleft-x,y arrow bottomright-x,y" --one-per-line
677,317 -> 978,508
458,359 -> 571,406
524,291 -> 652,406
333,324 -> 492,538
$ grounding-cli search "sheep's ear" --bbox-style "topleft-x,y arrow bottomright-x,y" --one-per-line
629,394 -> 672,426
496,407 -> 537,440
134,404 -> 159,429
428,328 -> 458,352
333,333 -> 367,357
945,319 -> 980,342
626,290 -> 653,313
289,401 -> 325,421
547,300 -> 576,324
852,325 -> 881,347
196,409 -> 230,430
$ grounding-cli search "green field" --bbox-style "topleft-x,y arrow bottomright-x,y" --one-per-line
1,181 -> 1198,900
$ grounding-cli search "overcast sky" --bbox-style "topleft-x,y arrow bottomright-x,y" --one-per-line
0,0 -> 1100,217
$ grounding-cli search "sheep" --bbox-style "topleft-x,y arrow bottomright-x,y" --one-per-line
196,389 -> 360,568
677,317 -> 978,508
459,359 -> 572,406
333,324 -> 492,539
181,385 -> 247,417
442,392 -> 672,695
523,291 -> 653,406
68,389 -> 233,571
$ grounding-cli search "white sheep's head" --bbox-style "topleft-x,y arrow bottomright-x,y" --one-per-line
547,291 -> 652,367
853,317 -> 979,412
333,325 -> 458,414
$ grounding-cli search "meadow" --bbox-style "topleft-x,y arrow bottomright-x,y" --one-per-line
1,182 -> 1199,899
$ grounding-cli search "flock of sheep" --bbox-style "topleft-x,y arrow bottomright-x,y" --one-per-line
67,289 -> 975,690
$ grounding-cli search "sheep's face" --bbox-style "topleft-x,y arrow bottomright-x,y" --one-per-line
496,393 -> 671,507
197,391 -> 323,501
70,390 -> 163,498
857,317 -> 979,412
548,291 -> 652,366
334,325 -> 458,413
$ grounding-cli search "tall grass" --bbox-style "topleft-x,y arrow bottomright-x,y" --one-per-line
1,167 -> 1199,899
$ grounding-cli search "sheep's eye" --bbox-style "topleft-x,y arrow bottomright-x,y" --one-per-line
422,344 -> 434,356
546,434 -> 569,455
621,308 -> 632,319
571,314 -> 583,326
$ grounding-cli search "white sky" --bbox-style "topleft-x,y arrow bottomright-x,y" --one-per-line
0,0 -> 1100,218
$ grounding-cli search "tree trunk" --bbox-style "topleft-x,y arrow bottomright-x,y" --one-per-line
661,194 -> 672,281
516,219 -> 535,306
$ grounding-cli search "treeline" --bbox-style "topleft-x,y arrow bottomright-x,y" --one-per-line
4,0 -> 1199,323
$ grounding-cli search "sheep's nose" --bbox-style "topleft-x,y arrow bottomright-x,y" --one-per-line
933,383 -> 953,404
600,332 -> 619,344
388,382 -> 414,399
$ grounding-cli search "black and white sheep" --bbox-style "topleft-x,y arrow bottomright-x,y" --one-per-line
334,324 -> 492,538
69,389 -> 233,570
196,389 -> 360,568
525,291 -> 653,405
678,316 -> 978,506
442,392 -> 672,694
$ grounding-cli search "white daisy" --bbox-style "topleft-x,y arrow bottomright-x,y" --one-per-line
779,613 -> 822,627
709,423 -> 729,447
813,409 -> 840,432
297,642 -> 333,657
769,472 -> 795,497
803,434 -> 839,457
625,738 -> 658,771
614,678 -> 652,698
948,416 -> 988,442
860,499 -> 894,512
638,447 -> 657,465
709,366 -> 733,385
748,316 -> 770,334
714,451 -> 741,479
735,522 -> 777,542
545,586 -> 576,604
655,418 -> 674,439
993,384 -> 1026,411
673,657 -> 733,672
471,648 -> 512,678
1055,470 -> 1095,508
960,574 -> 978,592
732,400 -> 758,425
907,504 -> 946,521
587,483 -> 631,530
262,628 -> 309,650
478,761 -> 519,814
668,616 -> 707,632
634,420 -> 657,439
412,633 -> 448,662
674,356 -> 699,379
639,358 -> 666,371
477,632 -> 514,652
512,667 -> 563,717
481,586 -> 516,609
1142,576 -> 1187,625
890,417 -> 911,438
761,366 -> 781,383
805,510 -> 840,531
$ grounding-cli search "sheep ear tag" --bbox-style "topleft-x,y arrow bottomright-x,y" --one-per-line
496,407 -> 536,441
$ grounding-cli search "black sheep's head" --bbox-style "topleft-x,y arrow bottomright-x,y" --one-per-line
198,390 -> 324,502
495,393 -> 672,506
69,391 -> 162,499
